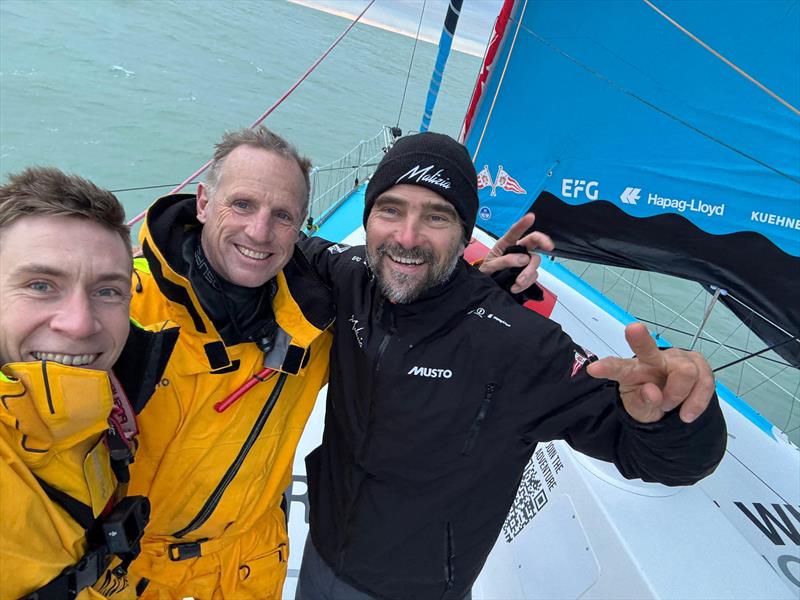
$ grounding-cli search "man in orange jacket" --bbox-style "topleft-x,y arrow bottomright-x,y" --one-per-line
0,167 -> 176,599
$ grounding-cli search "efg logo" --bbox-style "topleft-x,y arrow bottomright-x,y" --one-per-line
562,179 -> 599,201
408,366 -> 453,379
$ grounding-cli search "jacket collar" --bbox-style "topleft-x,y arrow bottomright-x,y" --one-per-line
139,194 -> 334,374
0,319 -> 178,450
0,360 -> 112,452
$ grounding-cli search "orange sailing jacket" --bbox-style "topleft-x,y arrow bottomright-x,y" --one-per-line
126,195 -> 334,599
0,321 -> 177,599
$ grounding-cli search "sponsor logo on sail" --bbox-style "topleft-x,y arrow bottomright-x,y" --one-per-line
396,164 -> 452,189
750,211 -> 800,230
479,206 -> 492,220
407,366 -> 453,379
478,165 -> 527,197
562,179 -> 599,201
620,187 -> 641,205
647,193 -> 725,217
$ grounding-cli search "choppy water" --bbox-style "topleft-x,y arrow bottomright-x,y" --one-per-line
1,0 -> 479,216
1,0 -> 797,442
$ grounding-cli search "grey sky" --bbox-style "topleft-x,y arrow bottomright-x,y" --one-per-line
296,0 -> 504,56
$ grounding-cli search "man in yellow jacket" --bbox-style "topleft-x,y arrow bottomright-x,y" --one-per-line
125,127 -> 334,598
0,167 -> 177,599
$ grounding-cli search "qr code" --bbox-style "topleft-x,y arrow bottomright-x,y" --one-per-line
502,460 -> 548,542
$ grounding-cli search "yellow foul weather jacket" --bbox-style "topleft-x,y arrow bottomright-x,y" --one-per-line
0,322 -> 177,600
126,195 -> 334,599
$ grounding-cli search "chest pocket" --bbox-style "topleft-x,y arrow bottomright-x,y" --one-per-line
461,382 -> 497,456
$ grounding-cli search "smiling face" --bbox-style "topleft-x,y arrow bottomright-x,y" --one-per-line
365,184 -> 465,303
0,215 -> 132,372
196,145 -> 308,288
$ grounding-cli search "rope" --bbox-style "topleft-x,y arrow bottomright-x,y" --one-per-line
111,182 -> 199,194
126,0 -> 377,226
642,0 -> 799,116
713,336 -> 800,373
396,0 -> 427,128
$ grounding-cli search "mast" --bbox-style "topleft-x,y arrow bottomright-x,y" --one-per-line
419,0 -> 463,132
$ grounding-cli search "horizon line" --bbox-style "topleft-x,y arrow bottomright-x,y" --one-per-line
287,0 -> 487,58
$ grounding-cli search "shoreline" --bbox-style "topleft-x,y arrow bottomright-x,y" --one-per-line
287,0 -> 486,58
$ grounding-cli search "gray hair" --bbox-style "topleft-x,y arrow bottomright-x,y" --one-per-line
205,126 -> 312,218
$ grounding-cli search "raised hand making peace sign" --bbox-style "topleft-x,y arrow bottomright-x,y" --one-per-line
587,322 -> 716,424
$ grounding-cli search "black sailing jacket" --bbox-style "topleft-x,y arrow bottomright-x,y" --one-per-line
301,236 -> 727,600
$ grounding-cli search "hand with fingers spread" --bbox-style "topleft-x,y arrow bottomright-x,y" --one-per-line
587,322 -> 716,424
479,212 -> 555,294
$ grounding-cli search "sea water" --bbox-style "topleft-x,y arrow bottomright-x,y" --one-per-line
1,0 -> 797,442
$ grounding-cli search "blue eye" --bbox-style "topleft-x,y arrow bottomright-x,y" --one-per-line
28,281 -> 53,293
96,288 -> 122,298
233,200 -> 250,211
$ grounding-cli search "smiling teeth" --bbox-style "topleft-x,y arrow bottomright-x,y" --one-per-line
32,352 -> 97,366
236,245 -> 270,260
390,255 -> 424,265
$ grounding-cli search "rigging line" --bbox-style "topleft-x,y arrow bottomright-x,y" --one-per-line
314,162 -> 380,173
643,0 -> 800,117
781,377 -> 800,433
724,291 -> 799,341
724,450 -> 788,505
550,298 -> 621,359
739,363 -> 792,398
664,286 -> 705,332
646,271 -> 659,338
111,182 -> 199,194
126,0 -> 378,227
713,335 -> 800,373
396,0 -> 427,128
633,318 -> 793,367
705,310 -> 746,362
517,23 -> 800,184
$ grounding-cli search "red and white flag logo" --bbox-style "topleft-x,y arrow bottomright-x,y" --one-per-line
495,165 -> 527,195
477,165 -> 494,190
570,347 -> 597,378
476,164 -> 527,197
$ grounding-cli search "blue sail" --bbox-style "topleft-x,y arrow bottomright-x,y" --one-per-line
464,0 -> 800,365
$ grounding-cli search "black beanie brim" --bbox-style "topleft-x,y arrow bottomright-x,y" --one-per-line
363,132 -> 478,241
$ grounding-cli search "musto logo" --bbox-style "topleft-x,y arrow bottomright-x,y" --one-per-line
408,366 -> 453,379
648,193 -> 725,217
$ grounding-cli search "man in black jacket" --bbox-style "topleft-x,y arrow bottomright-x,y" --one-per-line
296,132 -> 726,600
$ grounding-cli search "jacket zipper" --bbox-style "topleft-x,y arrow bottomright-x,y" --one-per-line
443,521 -> 455,597
339,303 -> 395,570
462,383 -> 496,456
172,372 -> 288,538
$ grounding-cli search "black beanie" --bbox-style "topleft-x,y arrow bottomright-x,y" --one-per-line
363,132 -> 478,241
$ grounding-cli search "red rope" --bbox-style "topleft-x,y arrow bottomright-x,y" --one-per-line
127,0 -> 377,227
214,367 -> 275,412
